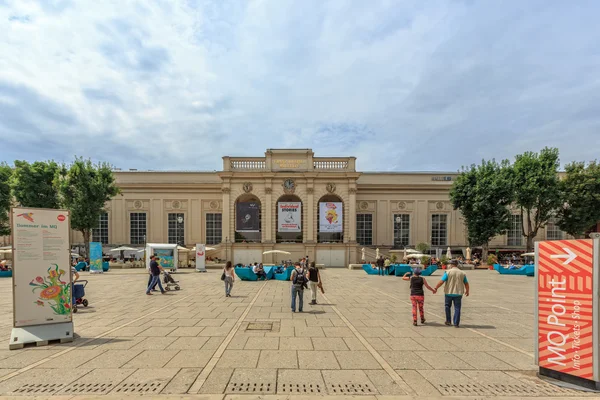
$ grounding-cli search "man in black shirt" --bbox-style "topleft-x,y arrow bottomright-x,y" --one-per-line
146,255 -> 165,295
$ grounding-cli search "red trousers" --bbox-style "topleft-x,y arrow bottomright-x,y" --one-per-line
410,295 -> 425,322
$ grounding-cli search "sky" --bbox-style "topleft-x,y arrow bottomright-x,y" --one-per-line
1,0 -> 599,172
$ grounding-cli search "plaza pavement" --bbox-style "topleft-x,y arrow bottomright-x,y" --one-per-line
0,267 -> 595,399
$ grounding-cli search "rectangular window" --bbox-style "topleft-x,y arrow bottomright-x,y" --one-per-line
130,212 -> 147,245
546,217 -> 564,241
356,214 -> 373,246
168,213 -> 185,245
206,213 -> 222,245
507,214 -> 523,246
431,214 -> 447,246
92,212 -> 109,244
393,214 -> 410,247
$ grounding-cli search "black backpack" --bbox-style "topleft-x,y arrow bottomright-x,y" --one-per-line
293,268 -> 306,286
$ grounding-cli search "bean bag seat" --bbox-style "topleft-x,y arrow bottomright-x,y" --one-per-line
275,267 -> 295,281
235,267 -> 259,281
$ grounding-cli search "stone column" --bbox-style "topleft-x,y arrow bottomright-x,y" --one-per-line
348,187 -> 357,243
264,186 -> 273,243
221,187 -> 231,245
306,187 -> 315,243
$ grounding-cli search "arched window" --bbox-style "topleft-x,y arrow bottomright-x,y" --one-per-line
235,194 -> 261,243
317,194 -> 343,243
276,195 -> 303,243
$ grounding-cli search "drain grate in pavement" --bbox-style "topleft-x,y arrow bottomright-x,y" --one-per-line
61,382 -> 114,395
13,383 -> 64,394
246,322 -> 273,331
227,382 -> 275,394
112,382 -> 164,394
329,383 -> 374,395
438,383 -> 580,396
280,383 -> 322,394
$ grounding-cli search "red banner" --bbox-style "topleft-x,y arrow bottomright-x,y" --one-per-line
538,239 -> 594,380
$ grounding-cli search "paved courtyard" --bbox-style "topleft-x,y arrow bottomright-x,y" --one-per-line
0,267 -> 595,399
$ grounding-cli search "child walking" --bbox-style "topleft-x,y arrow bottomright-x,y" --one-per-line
403,268 -> 435,326
223,261 -> 235,297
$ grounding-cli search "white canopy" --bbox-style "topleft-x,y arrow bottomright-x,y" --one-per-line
263,250 -> 291,255
522,252 -> 535,257
191,246 -> 217,251
405,249 -> 419,254
110,246 -> 139,252
406,253 -> 431,259
177,246 -> 190,252
0,248 -> 12,254
71,253 -> 81,257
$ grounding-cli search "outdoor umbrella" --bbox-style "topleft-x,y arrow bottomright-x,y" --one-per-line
376,248 -> 380,259
446,247 -> 452,259
522,252 -> 535,257
466,247 -> 472,260
110,246 -> 139,261
263,250 -> 292,264
406,254 -> 431,259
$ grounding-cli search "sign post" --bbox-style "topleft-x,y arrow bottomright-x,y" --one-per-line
196,244 -> 206,272
535,236 -> 600,389
89,242 -> 103,274
10,207 -> 74,349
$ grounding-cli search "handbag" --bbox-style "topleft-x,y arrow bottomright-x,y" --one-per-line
221,272 -> 226,281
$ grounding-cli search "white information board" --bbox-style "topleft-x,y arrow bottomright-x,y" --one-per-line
195,243 -> 206,272
12,208 -> 72,327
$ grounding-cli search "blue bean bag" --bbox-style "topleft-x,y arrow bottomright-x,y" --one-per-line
235,267 -> 258,281
263,266 -> 275,280
495,264 -> 530,275
394,264 -> 414,276
0,270 -> 12,278
421,265 -> 438,276
102,261 -> 110,272
275,267 -> 295,281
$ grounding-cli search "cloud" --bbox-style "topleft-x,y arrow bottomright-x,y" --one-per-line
0,0 -> 599,172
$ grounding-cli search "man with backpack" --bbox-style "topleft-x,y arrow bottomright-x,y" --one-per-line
290,262 -> 308,312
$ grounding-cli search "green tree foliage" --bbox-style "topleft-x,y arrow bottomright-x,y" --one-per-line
509,147 -> 562,251
556,161 -> 600,237
0,163 -> 12,236
416,242 -> 430,253
450,159 -> 513,261
11,160 -> 61,209
56,158 -> 120,258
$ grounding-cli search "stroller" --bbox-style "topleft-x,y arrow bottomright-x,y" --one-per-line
72,280 -> 88,313
163,271 -> 181,291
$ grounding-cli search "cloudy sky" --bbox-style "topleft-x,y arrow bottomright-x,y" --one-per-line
1,0 -> 598,172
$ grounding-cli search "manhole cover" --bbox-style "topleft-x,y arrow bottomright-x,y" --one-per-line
61,382 -> 114,395
329,383 -> 374,395
246,322 -> 273,331
227,382 -> 275,394
438,383 -> 581,396
13,383 -> 64,394
112,382 -> 164,394
280,383 -> 322,394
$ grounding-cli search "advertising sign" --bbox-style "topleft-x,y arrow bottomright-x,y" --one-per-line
278,202 -> 301,232
537,239 -> 594,380
11,208 -> 72,327
89,242 -> 103,274
196,243 -> 206,272
319,202 -> 343,233
155,249 -> 175,269
236,202 -> 260,232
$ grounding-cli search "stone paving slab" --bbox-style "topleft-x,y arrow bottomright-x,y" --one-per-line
0,268 -> 597,397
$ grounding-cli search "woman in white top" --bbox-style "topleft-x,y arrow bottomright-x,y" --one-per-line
223,261 -> 235,297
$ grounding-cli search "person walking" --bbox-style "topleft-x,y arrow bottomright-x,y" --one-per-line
377,256 -> 384,276
307,261 -> 321,305
290,262 -> 308,312
146,255 -> 166,295
384,257 -> 391,275
434,260 -> 469,327
402,268 -> 435,326
223,261 -> 235,297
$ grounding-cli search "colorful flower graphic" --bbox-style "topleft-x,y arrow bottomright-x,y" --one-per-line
31,264 -> 71,316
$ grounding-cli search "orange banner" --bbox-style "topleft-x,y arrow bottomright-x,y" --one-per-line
538,239 -> 594,380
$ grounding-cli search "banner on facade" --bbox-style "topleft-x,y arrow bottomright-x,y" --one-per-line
236,202 -> 260,232
536,239 -> 595,381
196,243 -> 206,272
278,202 -> 301,232
89,242 -> 103,274
11,207 -> 72,328
319,202 -> 343,233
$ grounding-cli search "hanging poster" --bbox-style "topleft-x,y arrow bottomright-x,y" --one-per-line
278,202 -> 301,232
236,202 -> 260,232
89,242 -> 103,274
195,243 -> 206,272
11,207 -> 72,327
319,202 -> 343,233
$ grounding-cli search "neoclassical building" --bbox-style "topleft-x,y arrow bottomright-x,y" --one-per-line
3,149 -> 566,266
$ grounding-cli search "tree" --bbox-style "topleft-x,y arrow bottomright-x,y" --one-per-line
11,160 -> 60,208
509,147 -> 562,251
416,242 -> 430,253
56,158 -> 120,258
450,159 -> 513,261
556,161 -> 600,237
0,163 -> 12,237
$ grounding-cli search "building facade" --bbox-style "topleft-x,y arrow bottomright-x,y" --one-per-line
1,149 -> 567,266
